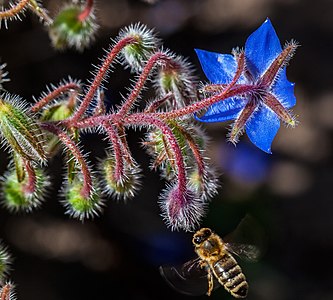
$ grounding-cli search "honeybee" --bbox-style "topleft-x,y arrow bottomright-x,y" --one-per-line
160,216 -> 264,298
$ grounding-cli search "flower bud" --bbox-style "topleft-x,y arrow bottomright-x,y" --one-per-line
41,101 -> 75,122
156,51 -> 197,108
118,23 -> 160,72
62,177 -> 103,220
1,167 -> 49,212
0,62 -> 9,91
0,244 -> 11,280
188,165 -> 219,201
144,120 -> 206,181
0,93 -> 47,164
49,4 -> 98,51
159,184 -> 206,232
100,155 -> 141,200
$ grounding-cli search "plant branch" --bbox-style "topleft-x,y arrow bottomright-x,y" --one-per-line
67,36 -> 138,126
40,123 -> 93,198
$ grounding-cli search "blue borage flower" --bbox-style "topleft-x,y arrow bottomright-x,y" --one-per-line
195,19 -> 298,153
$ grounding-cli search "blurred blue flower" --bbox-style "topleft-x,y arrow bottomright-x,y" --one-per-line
219,141 -> 270,185
195,19 -> 297,153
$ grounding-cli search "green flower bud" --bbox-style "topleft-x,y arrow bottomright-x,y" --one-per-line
118,23 -> 160,72
62,177 -> 103,220
156,51 -> 197,108
49,4 -> 98,51
144,120 -> 192,180
41,101 -> 75,122
188,166 -> 219,201
101,155 -> 141,200
0,93 -> 47,164
0,244 -> 11,280
1,166 -> 49,212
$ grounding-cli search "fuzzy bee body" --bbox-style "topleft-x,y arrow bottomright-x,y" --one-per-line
160,217 -> 263,298
193,228 -> 248,298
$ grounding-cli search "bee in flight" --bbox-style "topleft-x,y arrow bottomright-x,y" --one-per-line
160,216 -> 264,298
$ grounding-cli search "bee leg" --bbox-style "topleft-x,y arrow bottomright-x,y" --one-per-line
206,268 -> 214,296
199,261 -> 214,296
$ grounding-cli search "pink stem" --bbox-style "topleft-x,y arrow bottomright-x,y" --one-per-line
117,125 -> 134,165
69,83 -> 256,130
153,84 -> 256,120
41,123 -> 93,198
116,52 -> 168,118
31,82 -> 81,113
124,113 -> 187,192
174,124 -> 205,178
78,0 -> 94,22
102,122 -> 124,182
67,36 -> 137,126
0,283 -> 12,300
144,92 -> 173,113
22,160 -> 36,196
0,0 -> 29,18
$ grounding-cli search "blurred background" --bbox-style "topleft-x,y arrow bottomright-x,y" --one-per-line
0,0 -> 333,299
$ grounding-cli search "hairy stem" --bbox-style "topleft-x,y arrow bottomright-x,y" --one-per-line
41,123 -> 93,198
78,0 -> 94,22
124,113 -> 187,192
28,0 -> 53,25
174,123 -> 205,178
102,122 -> 124,182
144,92 -> 173,113
116,51 -> 168,118
117,125 -> 133,165
153,84 -> 255,120
31,82 -> 81,113
22,159 -> 37,195
67,36 -> 137,126
0,283 -> 12,300
0,0 -> 30,19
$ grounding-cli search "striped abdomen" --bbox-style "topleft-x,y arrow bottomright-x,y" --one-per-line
212,253 -> 248,298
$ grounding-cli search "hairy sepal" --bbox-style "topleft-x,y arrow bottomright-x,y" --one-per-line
0,93 -> 47,164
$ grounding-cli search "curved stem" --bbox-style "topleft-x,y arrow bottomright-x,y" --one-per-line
124,113 -> 187,192
0,0 -> 30,19
31,82 -> 81,113
40,123 -> 93,198
78,0 -> 94,22
173,123 -> 205,179
67,36 -> 137,126
144,92 -> 173,113
22,159 -> 37,195
102,121 -> 124,182
116,51 -> 168,118
28,0 -> 53,25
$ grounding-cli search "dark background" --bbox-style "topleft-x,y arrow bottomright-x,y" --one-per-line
0,0 -> 333,299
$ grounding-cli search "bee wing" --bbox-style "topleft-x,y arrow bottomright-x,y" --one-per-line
223,214 -> 267,262
159,257 -> 220,296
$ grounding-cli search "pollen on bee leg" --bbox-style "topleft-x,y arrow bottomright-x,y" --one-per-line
228,100 -> 257,144
263,94 -> 297,127
206,267 -> 214,296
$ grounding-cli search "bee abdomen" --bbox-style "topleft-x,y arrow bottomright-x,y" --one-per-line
213,254 -> 248,298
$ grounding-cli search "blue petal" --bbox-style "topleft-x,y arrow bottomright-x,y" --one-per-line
245,105 -> 280,153
195,49 -> 238,84
245,18 -> 282,79
195,97 -> 246,122
272,69 -> 296,108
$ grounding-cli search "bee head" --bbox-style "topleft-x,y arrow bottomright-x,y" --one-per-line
192,228 -> 212,245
